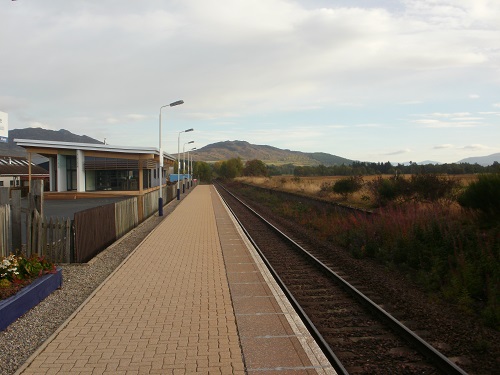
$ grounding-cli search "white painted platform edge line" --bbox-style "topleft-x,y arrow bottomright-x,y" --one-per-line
214,188 -> 337,375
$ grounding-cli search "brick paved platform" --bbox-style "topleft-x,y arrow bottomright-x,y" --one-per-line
16,185 -> 335,374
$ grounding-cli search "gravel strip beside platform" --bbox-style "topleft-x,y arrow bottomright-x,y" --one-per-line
0,195 -> 185,375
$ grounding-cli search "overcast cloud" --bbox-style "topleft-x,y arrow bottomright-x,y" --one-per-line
1,0 -> 499,163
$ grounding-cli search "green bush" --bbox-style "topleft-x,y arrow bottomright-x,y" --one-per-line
368,174 -> 460,207
367,176 -> 409,206
332,176 -> 363,199
410,174 -> 459,202
458,173 -> 500,221
243,159 -> 268,177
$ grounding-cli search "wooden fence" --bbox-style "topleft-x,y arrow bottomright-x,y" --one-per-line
142,189 -> 159,220
2,183 -> 183,263
73,187 -> 177,263
115,197 -> 138,239
26,211 -> 72,263
1,188 -> 23,258
0,205 -> 10,257
24,181 -> 72,263
74,203 -> 115,263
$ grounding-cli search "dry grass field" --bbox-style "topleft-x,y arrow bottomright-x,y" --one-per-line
236,174 -> 478,209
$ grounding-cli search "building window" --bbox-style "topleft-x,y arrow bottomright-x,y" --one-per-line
0,181 -> 3,186
93,170 -> 139,191
66,156 -> 77,191
143,169 -> 151,189
10,180 -> 14,186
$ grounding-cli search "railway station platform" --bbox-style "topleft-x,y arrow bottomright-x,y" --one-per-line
16,185 -> 335,375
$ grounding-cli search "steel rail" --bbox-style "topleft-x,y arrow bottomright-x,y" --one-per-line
215,183 -> 349,374
215,181 -> 468,375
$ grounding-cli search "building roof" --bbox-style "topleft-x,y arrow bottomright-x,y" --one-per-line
0,156 -> 49,176
14,139 -> 176,162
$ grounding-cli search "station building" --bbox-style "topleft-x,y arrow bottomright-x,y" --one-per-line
14,139 -> 176,198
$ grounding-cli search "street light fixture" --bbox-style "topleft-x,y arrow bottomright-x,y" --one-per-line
177,128 -> 194,200
183,140 -> 194,193
158,99 -> 184,216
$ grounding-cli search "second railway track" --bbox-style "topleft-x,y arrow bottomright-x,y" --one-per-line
215,181 -> 468,375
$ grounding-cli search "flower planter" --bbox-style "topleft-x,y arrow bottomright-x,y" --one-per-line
0,267 -> 62,331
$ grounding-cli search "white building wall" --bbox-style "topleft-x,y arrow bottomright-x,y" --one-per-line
49,157 -> 56,191
0,111 -> 8,143
76,150 -> 85,192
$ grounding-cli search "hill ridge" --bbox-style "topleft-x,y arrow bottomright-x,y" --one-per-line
192,140 -> 353,166
0,128 -> 102,157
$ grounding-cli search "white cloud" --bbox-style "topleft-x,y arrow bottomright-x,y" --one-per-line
384,149 -> 412,155
1,0 -> 500,163
429,112 -> 472,118
412,112 -> 486,128
106,118 -> 119,124
434,144 -> 454,149
28,122 -> 53,130
462,144 -> 490,150
421,122 -> 480,128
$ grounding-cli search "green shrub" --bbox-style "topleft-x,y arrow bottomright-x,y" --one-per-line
458,173 -> 500,221
410,174 -> 460,202
368,174 -> 460,207
332,176 -> 363,199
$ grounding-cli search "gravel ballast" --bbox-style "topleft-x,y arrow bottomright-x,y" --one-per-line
0,196 -> 185,375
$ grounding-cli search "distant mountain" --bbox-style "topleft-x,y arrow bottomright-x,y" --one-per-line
458,153 -> 500,166
191,140 -> 353,166
417,160 -> 441,165
0,128 -> 103,157
305,152 -> 353,166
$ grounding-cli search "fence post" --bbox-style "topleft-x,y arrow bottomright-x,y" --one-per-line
11,190 -> 22,253
27,180 -> 44,256
29,180 -> 44,218
0,187 -> 9,205
0,187 -> 11,255
0,205 -> 10,257
65,218 -> 72,263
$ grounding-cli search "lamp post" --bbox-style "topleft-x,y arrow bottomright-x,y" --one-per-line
189,147 -> 196,187
186,147 -> 196,189
177,128 -> 193,200
158,99 -> 184,216
183,140 -> 194,193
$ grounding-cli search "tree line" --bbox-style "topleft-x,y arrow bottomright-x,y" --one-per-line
293,160 -> 500,176
190,158 -> 500,182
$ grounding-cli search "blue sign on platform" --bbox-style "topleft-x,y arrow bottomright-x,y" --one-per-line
169,174 -> 191,182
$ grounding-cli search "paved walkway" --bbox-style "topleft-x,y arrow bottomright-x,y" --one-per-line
16,185 -> 334,374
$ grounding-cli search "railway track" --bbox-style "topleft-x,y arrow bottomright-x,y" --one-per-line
215,182 -> 468,375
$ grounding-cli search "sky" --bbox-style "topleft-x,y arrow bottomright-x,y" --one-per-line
1,0 -> 499,164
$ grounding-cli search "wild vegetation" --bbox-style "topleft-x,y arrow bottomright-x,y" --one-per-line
232,167 -> 500,330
